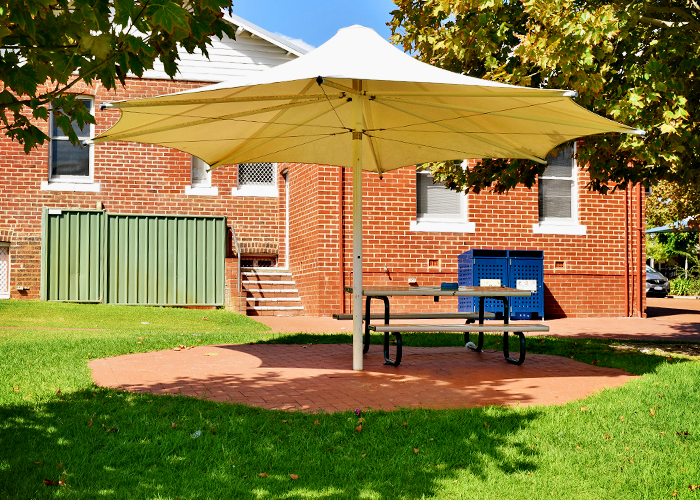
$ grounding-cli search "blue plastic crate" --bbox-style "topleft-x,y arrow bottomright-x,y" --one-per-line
508,250 -> 544,320
458,249 -> 508,318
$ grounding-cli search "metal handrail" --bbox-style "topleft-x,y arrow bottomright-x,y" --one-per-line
231,225 -> 241,293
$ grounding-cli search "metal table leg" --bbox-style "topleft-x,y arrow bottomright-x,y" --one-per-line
499,296 -> 526,365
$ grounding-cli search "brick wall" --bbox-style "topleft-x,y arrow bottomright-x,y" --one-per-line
288,163 -> 646,318
0,79 -> 285,301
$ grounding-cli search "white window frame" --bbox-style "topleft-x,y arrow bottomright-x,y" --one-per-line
42,97 -> 100,192
231,162 -> 278,197
411,163 -> 475,233
0,242 -> 9,299
185,156 -> 218,196
533,144 -> 586,235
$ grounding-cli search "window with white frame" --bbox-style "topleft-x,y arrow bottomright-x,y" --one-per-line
42,97 -> 99,192
232,162 -> 278,197
185,156 -> 218,196
49,98 -> 94,181
0,243 -> 9,299
534,143 -> 586,235
411,166 -> 474,233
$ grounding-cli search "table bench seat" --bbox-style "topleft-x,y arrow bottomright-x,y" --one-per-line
332,312 -> 496,321
368,322 -> 549,366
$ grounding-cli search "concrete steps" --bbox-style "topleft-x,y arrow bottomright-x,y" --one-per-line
241,268 -> 304,316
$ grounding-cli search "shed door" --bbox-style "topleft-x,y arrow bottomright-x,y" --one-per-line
0,243 -> 9,299
105,214 -> 226,306
41,209 -> 104,302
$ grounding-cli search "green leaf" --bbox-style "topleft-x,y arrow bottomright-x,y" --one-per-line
80,33 -> 114,60
150,1 -> 190,34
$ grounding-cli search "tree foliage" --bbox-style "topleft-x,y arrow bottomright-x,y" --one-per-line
390,0 -> 699,195
0,0 -> 235,152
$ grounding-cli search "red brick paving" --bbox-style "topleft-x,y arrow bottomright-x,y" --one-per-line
89,297 -> 699,413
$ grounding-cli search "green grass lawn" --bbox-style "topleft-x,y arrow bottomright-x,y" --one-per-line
1,300 -> 699,499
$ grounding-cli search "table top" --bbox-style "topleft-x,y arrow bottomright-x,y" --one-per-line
344,285 -> 532,297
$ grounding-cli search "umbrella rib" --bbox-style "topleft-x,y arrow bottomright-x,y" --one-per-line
210,99 -> 353,168
97,97 -> 332,143
374,98 -> 547,163
108,93 -> 342,108
375,95 -> 633,134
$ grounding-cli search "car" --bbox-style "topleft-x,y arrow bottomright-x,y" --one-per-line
646,265 -> 670,297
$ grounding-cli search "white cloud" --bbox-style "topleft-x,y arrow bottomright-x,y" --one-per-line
275,33 -> 316,53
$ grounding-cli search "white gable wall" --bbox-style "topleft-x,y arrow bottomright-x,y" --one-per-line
141,30 -> 300,83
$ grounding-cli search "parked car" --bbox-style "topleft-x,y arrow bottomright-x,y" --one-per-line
646,265 -> 670,297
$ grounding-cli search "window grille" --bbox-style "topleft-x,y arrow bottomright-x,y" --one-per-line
416,169 -> 464,219
238,163 -> 275,186
49,98 -> 93,179
241,256 -> 276,268
539,145 -> 575,220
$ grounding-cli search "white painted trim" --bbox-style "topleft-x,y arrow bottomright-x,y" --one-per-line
41,181 -> 101,192
185,185 -> 218,196
231,185 -> 278,197
410,220 -> 475,233
532,222 -> 587,235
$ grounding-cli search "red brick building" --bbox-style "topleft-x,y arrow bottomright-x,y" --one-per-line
0,15 -> 646,318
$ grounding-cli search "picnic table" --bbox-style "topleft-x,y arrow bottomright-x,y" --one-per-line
344,285 -> 548,366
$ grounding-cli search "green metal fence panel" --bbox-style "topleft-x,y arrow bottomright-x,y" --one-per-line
41,209 -> 104,302
105,214 -> 226,306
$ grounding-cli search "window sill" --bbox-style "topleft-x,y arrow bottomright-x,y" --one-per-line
231,185 -> 278,198
41,181 -> 100,193
185,185 -> 218,196
532,222 -> 587,235
410,220 -> 475,233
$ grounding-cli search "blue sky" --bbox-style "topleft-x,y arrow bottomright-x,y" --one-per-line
231,0 -> 398,50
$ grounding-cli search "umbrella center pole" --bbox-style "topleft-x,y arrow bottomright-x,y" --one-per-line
352,81 -> 364,371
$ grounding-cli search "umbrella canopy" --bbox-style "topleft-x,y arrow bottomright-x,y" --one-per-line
95,25 -> 642,370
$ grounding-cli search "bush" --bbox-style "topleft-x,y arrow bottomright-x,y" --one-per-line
670,277 -> 700,296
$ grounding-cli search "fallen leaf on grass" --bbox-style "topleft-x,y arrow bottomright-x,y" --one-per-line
172,422 -> 178,428
34,462 -> 42,465
620,416 -> 625,421
58,480 -> 65,486
355,425 -> 362,432
677,431 -> 689,436
650,409 -> 656,416
580,407 -> 587,412
604,434 -> 611,440
484,422 -> 489,427
56,463 -> 62,468
689,485 -> 700,491
259,473 -> 268,478
13,387 -> 19,392
414,448 -> 419,454
314,420 -> 320,425
56,388 -> 61,395
201,316 -> 209,321
43,479 -> 55,486
358,417 -> 365,423
361,454 -> 366,458
401,422 -> 408,427
290,474 -> 299,480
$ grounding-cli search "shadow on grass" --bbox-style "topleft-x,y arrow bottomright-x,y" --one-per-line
0,389 -> 542,499
262,332 -> 691,375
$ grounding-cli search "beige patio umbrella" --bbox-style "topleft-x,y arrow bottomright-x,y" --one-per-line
95,25 -> 642,370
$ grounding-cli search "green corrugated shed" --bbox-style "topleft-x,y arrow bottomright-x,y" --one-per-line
41,209 -> 226,306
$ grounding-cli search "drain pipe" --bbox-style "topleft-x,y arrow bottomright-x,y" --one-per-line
625,182 -> 632,318
339,166 -> 346,314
